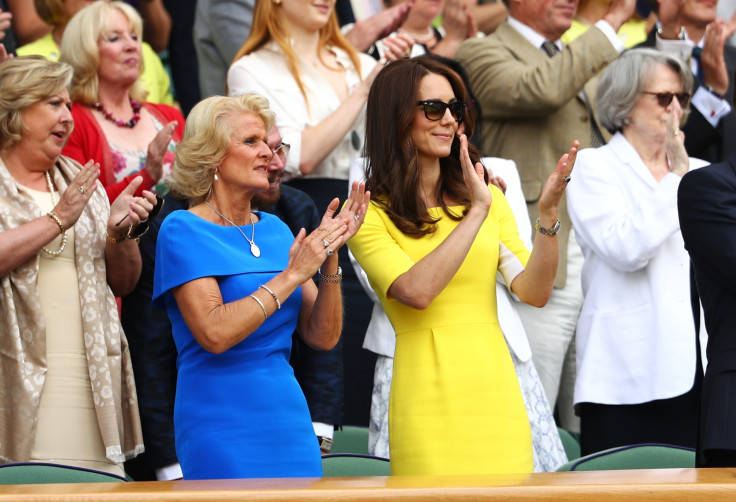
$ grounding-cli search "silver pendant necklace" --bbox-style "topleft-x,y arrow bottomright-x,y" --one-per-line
205,200 -> 260,257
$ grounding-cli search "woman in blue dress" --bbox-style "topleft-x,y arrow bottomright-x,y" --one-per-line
152,94 -> 369,480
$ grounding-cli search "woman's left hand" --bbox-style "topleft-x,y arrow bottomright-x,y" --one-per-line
107,176 -> 158,239
537,140 -> 578,221
319,181 -> 370,255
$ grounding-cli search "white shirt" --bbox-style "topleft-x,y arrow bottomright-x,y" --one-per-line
227,41 -> 376,180
567,132 -> 707,406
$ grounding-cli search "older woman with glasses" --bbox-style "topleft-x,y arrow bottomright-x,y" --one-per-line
566,48 -> 708,456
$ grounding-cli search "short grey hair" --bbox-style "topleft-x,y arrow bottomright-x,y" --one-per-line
596,48 -> 693,133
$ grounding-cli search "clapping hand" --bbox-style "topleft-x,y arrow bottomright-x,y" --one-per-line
459,133 -> 492,212
537,140 -> 578,220
108,176 -> 158,240
287,182 -> 370,282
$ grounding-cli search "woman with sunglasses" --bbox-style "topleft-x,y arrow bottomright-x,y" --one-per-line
566,48 -> 708,456
0,57 -> 160,476
348,56 -> 576,475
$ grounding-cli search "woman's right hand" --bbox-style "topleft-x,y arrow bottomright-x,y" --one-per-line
52,160 -> 101,229
664,105 -> 688,177
144,121 -> 177,182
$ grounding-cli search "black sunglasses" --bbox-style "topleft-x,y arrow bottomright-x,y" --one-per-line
416,99 -> 465,123
641,91 -> 691,108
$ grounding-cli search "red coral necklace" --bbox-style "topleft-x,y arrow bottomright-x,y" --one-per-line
91,99 -> 142,128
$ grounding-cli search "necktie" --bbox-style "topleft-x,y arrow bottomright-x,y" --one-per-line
541,39 -> 603,147
691,46 -> 705,84
541,40 -> 560,57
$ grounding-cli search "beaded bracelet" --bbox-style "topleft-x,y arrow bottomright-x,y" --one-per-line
106,229 -> 127,244
259,284 -> 281,310
249,294 -> 268,320
319,266 -> 343,283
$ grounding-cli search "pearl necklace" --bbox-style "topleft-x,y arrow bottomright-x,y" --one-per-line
43,170 -> 67,256
205,201 -> 261,257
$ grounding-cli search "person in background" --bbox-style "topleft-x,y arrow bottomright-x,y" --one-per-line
152,93 -> 369,479
0,56 -> 158,476
17,0 -> 173,105
562,0 -> 648,48
349,56 -> 576,475
567,48 -> 705,456
639,0 -> 736,164
679,152 -> 736,468
60,1 -> 184,201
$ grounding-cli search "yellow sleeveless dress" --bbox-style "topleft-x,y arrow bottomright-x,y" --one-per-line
349,185 -> 533,475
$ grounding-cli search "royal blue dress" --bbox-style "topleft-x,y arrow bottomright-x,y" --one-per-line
153,210 -> 322,480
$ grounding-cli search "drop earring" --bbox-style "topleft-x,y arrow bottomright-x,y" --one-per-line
214,168 -> 219,181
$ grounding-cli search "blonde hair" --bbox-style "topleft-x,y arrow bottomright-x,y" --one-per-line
0,57 -> 73,151
170,94 -> 275,206
231,0 -> 362,107
60,1 -> 147,104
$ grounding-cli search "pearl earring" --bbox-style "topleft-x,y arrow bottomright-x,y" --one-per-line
214,168 -> 219,181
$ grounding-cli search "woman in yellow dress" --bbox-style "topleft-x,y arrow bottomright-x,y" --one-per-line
349,56 -> 577,475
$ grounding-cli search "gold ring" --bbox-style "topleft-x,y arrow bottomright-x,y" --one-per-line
78,186 -> 86,194
672,129 -> 680,137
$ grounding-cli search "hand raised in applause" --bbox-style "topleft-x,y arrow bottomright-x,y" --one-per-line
144,121 -> 177,182
459,133 -> 492,213
286,182 -> 370,283
537,140 -> 578,223
107,176 -> 158,239
51,160 -> 101,229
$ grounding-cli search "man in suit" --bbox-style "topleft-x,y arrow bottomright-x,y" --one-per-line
639,0 -> 736,164
678,154 -> 736,467
455,0 -> 634,431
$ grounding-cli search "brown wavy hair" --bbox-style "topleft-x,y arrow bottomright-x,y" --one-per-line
364,56 -> 484,237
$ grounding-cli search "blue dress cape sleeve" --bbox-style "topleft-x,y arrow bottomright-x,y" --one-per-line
152,210 -> 290,307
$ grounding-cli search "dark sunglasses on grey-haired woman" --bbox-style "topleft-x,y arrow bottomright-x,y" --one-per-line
416,99 -> 465,123
640,91 -> 691,108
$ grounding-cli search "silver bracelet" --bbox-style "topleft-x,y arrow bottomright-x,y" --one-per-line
319,266 -> 343,283
535,218 -> 561,236
249,294 -> 268,321
259,284 -> 281,310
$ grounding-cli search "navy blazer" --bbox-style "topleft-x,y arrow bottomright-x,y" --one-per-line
679,154 -> 736,465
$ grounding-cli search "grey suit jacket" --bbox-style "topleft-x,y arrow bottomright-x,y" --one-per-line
456,22 -> 619,287
194,0 -> 255,98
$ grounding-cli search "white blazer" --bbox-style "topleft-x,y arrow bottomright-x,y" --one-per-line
348,157 -> 535,362
567,132 -> 707,406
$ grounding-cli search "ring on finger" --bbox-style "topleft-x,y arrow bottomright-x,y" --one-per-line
78,186 -> 86,194
354,214 -> 360,221
322,238 -> 330,248
327,249 -> 334,256
563,175 -> 571,183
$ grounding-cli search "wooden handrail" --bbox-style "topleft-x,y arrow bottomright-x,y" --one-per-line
1,468 -> 736,501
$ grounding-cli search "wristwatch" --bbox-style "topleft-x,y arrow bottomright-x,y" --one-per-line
317,435 -> 333,454
535,218 -> 561,236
